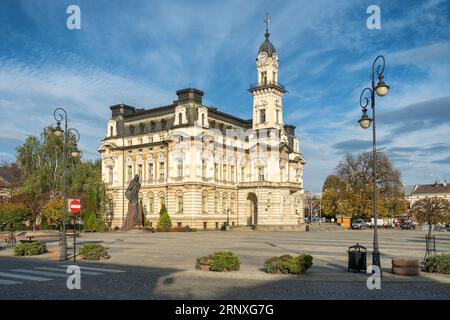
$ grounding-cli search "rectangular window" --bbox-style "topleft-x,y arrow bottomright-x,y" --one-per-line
202,160 -> 207,178
214,163 -> 219,180
138,164 -> 143,178
261,71 -> 267,85
241,167 -> 245,182
276,110 -> 279,123
148,163 -> 154,182
203,222 -> 207,230
177,222 -> 182,227
258,167 -> 265,181
108,166 -> 113,185
230,166 -> 235,182
222,165 -> 227,182
177,161 -> 183,178
127,166 -> 132,182
138,138 -> 143,145
260,109 -> 266,123
159,162 -> 165,180
127,139 -> 132,146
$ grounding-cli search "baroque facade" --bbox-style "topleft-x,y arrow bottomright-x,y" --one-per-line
98,27 -> 306,230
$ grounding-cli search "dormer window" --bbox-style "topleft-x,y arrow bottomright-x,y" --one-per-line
202,113 -> 205,126
178,113 -> 183,125
110,126 -> 113,137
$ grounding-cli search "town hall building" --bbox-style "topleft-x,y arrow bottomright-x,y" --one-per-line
98,24 -> 306,230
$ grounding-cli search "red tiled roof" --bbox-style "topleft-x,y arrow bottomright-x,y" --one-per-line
412,183 -> 450,195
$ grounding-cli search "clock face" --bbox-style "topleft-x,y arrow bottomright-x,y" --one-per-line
258,52 -> 268,60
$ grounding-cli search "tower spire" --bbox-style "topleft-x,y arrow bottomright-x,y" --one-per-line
264,12 -> 271,39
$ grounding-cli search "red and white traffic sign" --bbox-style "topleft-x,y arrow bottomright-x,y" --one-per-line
69,199 -> 81,214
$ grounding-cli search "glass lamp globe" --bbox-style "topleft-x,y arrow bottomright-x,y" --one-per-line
375,75 -> 389,96
358,115 -> 371,129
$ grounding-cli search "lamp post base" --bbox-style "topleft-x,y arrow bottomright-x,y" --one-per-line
372,250 -> 382,276
59,235 -> 67,261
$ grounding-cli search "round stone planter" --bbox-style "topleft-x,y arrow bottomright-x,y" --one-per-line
392,259 -> 420,276
199,263 -> 210,271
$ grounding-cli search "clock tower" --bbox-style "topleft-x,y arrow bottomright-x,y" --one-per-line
249,14 -> 286,130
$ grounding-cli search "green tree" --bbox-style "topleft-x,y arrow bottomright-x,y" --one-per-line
42,198 -> 64,223
16,126 -> 79,196
411,197 -> 450,239
330,152 -> 406,219
0,202 -> 31,229
157,204 -> 172,228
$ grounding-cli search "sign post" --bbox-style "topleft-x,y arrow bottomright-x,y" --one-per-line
69,199 -> 81,261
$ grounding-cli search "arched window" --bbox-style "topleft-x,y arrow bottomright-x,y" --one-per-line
176,192 -> 183,213
178,113 -> 183,125
202,192 -> 208,213
222,193 -> 227,213
148,193 -> 154,214
230,194 -> 236,213
215,192 -> 220,213
159,193 -> 165,209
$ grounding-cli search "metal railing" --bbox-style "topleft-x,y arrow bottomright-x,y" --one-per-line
249,81 -> 285,90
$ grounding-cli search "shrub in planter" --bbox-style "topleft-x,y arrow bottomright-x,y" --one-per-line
209,251 -> 240,272
79,243 -> 109,260
425,254 -> 450,275
196,254 -> 213,271
14,241 -> 47,256
264,254 -> 293,274
264,253 -> 313,275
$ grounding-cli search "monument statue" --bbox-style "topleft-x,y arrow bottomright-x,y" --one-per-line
122,174 -> 142,231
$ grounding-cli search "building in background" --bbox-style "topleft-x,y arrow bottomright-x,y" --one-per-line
0,176 -> 12,202
98,25 -> 305,230
405,180 -> 450,208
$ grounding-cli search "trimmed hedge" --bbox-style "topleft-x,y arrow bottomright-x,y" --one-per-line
14,241 -> 47,256
196,251 -> 240,272
79,243 -> 109,260
425,254 -> 450,275
264,253 -> 313,275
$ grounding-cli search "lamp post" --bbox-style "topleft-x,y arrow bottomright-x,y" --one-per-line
53,108 -> 81,261
358,55 -> 389,273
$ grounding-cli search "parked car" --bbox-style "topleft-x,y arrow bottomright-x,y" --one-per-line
351,219 -> 367,230
400,220 -> 416,230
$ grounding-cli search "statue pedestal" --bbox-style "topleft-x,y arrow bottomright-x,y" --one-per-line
122,202 -> 143,231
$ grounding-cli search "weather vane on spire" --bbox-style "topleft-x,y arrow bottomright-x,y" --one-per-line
264,12 -> 271,38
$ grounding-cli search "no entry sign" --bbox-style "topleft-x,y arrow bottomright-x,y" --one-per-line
69,199 -> 81,214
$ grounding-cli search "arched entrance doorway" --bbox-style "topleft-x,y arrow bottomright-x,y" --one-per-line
246,193 -> 258,226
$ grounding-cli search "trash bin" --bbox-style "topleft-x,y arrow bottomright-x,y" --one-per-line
348,243 -> 367,273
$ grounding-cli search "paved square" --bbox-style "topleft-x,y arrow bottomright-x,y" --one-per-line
0,229 -> 449,299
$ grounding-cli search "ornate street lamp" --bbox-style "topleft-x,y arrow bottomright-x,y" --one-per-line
358,55 -> 389,274
53,107 -> 81,261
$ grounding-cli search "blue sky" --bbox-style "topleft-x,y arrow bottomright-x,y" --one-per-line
1,0 -> 449,192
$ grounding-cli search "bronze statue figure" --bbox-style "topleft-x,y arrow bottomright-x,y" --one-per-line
122,174 -> 142,231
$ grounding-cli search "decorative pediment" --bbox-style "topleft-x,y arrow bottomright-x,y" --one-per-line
98,142 -> 118,153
